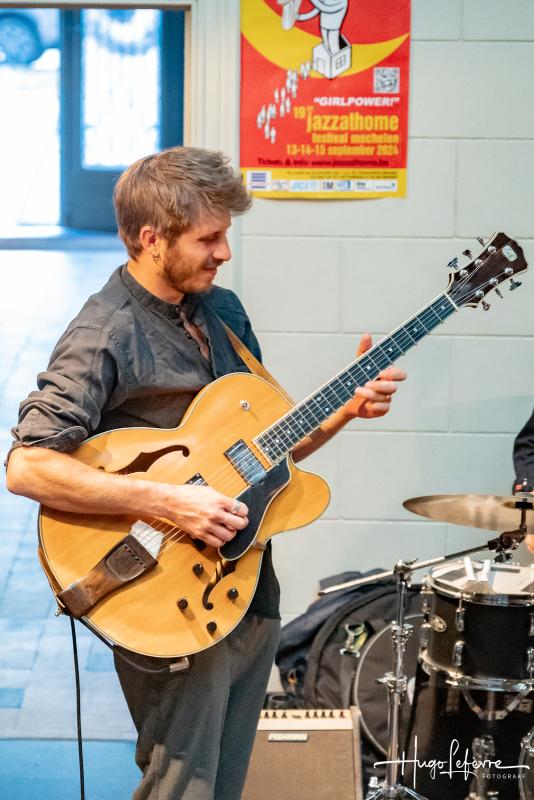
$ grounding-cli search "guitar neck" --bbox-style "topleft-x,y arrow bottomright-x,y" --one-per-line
254,292 -> 457,462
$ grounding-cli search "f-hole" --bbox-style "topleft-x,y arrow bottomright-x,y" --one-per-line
117,445 -> 190,474
201,560 -> 237,609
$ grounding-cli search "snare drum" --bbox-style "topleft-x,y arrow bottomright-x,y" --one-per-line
420,560 -> 534,690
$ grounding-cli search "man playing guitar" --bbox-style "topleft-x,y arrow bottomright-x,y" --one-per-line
6,146 -> 406,800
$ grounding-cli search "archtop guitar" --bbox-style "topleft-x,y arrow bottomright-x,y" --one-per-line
38,233 -> 527,658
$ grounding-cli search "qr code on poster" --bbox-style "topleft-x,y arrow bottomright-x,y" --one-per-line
374,67 -> 400,93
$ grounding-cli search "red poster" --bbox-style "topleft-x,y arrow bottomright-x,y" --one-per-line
240,0 -> 411,199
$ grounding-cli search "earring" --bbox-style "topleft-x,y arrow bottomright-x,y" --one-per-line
152,251 -> 161,265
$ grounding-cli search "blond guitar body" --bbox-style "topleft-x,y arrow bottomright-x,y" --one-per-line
39,373 -> 330,658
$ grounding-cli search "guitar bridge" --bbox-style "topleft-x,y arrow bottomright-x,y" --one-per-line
185,473 -> 208,486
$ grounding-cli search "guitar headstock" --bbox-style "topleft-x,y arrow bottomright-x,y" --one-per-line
446,233 -> 528,309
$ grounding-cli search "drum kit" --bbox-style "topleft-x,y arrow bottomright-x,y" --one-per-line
322,484 -> 534,800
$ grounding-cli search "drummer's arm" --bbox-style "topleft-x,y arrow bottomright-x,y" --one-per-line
512,408 -> 534,553
513,408 -> 534,490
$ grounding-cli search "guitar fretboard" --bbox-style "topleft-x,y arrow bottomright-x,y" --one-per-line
255,293 -> 456,462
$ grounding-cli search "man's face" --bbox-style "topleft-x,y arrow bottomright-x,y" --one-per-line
159,211 -> 232,295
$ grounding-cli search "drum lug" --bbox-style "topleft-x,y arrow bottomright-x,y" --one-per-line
527,646 -> 534,676
455,601 -> 465,632
420,586 -> 433,617
420,622 -> 431,649
529,612 -> 534,637
452,639 -> 464,667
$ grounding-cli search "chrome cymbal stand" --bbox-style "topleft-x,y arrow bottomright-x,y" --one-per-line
364,560 -> 429,800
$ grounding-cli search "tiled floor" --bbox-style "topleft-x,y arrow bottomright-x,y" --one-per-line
0,740 -> 138,799
0,250 -> 139,745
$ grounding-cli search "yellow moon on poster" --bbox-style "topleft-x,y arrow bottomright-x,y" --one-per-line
241,0 -> 409,78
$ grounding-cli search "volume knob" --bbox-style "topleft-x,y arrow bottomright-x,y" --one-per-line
207,621 -> 217,635
193,563 -> 204,576
227,588 -> 239,601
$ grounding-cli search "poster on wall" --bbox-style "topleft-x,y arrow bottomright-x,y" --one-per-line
240,0 -> 411,199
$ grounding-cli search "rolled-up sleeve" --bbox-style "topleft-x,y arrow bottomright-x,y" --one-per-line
10,324 -> 118,457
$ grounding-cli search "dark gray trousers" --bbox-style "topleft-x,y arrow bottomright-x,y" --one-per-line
115,615 -> 281,800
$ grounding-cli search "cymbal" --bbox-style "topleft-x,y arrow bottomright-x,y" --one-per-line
403,493 -> 534,534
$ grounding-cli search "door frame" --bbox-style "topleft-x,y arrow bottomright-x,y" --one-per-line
60,7 -> 185,231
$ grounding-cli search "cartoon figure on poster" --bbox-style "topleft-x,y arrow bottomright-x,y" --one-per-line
278,0 -> 351,78
240,0 -> 410,199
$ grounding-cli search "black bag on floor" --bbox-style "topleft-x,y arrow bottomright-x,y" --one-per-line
275,570 -> 387,705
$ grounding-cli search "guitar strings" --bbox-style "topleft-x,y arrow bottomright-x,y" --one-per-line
133,257 -> 511,561
150,247 -> 506,509
135,261 -> 509,560
138,262 -> 506,562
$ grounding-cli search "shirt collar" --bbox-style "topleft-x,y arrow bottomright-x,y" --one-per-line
120,264 -> 199,320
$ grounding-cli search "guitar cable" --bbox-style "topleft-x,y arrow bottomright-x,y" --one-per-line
69,616 -> 86,800
68,615 -> 190,800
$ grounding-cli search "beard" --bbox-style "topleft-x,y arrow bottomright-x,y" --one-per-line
160,251 -> 222,295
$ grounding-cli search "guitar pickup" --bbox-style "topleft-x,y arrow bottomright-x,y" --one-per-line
224,440 -> 267,486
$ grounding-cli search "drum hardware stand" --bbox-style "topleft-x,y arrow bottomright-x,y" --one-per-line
355,560 -> 430,800
487,489 -> 533,560
320,494 -> 533,599
467,733 -> 499,800
319,545 -> 497,597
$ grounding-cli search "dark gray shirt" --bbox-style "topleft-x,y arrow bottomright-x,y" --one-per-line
514,407 -> 534,489
11,265 -> 280,619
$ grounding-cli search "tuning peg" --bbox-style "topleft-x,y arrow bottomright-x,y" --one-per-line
495,288 -> 503,299
447,257 -> 458,269
482,301 -> 490,311
463,249 -> 473,259
476,237 -> 485,246
510,278 -> 522,291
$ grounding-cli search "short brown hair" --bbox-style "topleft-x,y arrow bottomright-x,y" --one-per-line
114,146 -> 252,258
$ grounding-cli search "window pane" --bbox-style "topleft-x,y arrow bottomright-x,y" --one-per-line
0,8 -> 60,226
81,9 -> 161,170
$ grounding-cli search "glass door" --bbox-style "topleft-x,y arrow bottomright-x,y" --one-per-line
61,9 -> 185,231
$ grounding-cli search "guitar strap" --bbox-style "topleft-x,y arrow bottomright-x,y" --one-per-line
220,320 -> 295,406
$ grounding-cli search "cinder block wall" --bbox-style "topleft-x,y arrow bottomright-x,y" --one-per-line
233,0 -> 534,623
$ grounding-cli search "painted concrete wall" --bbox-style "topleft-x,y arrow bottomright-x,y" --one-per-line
194,0 -> 534,623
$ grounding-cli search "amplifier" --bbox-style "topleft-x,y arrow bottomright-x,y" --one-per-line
242,708 -> 363,800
